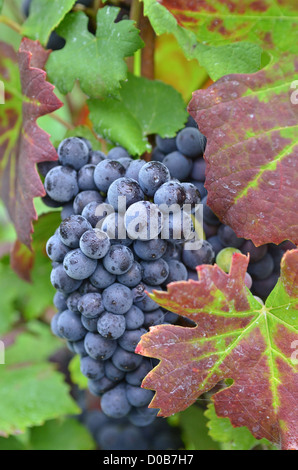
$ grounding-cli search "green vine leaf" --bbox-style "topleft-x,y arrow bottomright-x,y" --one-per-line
46,7 -> 144,99
88,73 -> 188,155
136,250 -> 298,449
22,0 -> 76,46
189,53 -> 298,246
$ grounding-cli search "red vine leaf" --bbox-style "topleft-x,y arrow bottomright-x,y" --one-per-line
136,251 -> 298,449
188,54 -> 298,246
0,38 -> 63,248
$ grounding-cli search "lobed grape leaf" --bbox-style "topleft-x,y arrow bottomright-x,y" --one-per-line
0,324 -> 79,436
46,7 -> 144,99
22,0 -> 76,46
88,73 -> 188,155
143,0 -> 298,79
0,39 -> 62,249
188,53 -> 298,246
136,250 -> 298,449
205,403 -> 275,450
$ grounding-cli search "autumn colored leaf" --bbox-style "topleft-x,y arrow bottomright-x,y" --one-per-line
0,38 -> 62,248
188,53 -> 298,246
136,251 -> 298,449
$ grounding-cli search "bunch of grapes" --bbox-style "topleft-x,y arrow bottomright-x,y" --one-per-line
152,115 -> 290,300
82,409 -> 183,450
43,128 -> 216,425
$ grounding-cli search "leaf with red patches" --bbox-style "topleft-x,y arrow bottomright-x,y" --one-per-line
136,251 -> 298,449
0,38 -> 63,249
188,53 -> 298,246
143,0 -> 298,79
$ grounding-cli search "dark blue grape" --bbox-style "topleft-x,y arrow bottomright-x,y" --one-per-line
84,332 -> 117,361
133,239 -> 167,261
104,360 -> 126,382
138,161 -> 171,197
81,314 -> 99,332
53,291 -> 67,311
90,263 -> 116,289
125,201 -> 163,241
207,235 -> 224,256
107,147 -> 130,160
125,359 -> 153,386
80,356 -> 105,380
73,190 -> 103,215
126,384 -> 154,407
190,158 -> 206,181
102,283 -> 133,314
59,215 -> 92,248
45,166 -> 79,203
181,182 -> 201,207
248,253 -> 274,280
112,346 -> 143,372
151,147 -> 165,163
80,229 -> 110,259
141,259 -> 169,285
78,164 -> 97,191
46,234 -> 70,262
101,212 -> 132,246
182,239 -> 215,270
101,384 -> 132,419
128,406 -> 158,427
162,243 -> 181,262
50,264 -> 82,293
143,309 -> 165,328
218,224 -> 244,248
165,260 -> 188,284
66,292 -> 82,313
58,137 -> 89,170
63,248 -> 97,280
241,240 -> 268,263
107,177 -> 144,211
89,150 -> 106,165
78,292 -> 105,318
103,245 -> 134,275
117,261 -> 143,287
61,202 -> 75,220
94,160 -> 125,193
155,135 -> 177,154
176,127 -> 207,159
202,196 -> 220,226
97,312 -> 126,340
51,313 -> 64,338
118,328 -> 146,352
57,310 -> 87,341
133,284 -> 161,312
82,201 -> 109,228
124,306 -> 145,330
88,377 -> 115,396
38,160 -> 59,177
153,181 -> 186,207
162,152 -> 192,181
125,159 -> 146,182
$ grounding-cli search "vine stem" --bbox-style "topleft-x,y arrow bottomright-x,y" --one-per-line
0,15 -> 21,34
127,0 -> 142,74
49,113 -> 74,130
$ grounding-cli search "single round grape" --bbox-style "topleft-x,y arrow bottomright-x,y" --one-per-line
118,328 -> 146,353
176,127 -> 207,159
202,196 -> 220,226
81,314 -> 99,332
128,406 -> 158,427
133,284 -> 161,312
138,161 -> 171,197
112,346 -> 143,372
141,259 -> 169,286
163,151 -> 192,181
38,160 -> 59,177
101,384 -> 132,419
182,239 -> 215,270
143,309 -> 165,328
53,291 -> 67,311
162,243 -> 181,262
218,224 -> 244,248
180,182 -> 201,207
51,313 -> 64,338
46,234 -> 70,262
84,332 -> 117,361
80,229 -> 110,259
124,305 -> 145,330
247,253 -> 274,280
50,264 -> 82,293
89,150 -> 106,165
153,181 -> 186,207
97,312 -> 126,339
102,283 -> 133,315
44,166 -> 79,203
59,215 -> 92,248
117,157 -> 133,169
125,359 -> 153,386
165,260 -> 188,284
103,245 -> 134,275
90,263 -> 116,289
94,160 -> 125,193
241,240 -> 268,263
57,309 -> 87,341
133,239 -> 167,261
107,146 -> 130,160
155,135 -> 177,154
61,202 -> 75,220
117,261 -> 143,288
107,177 -> 144,211
82,201 -> 110,228
88,377 -> 115,396
80,356 -> 105,381
125,201 -> 163,241
78,292 -> 105,318
190,158 -> 206,182
151,147 -> 165,163
58,137 -> 89,170
63,248 -> 97,280
104,360 -> 126,383
66,291 -> 82,313
125,159 -> 146,182
78,164 -> 97,191
126,384 -> 154,407
207,235 -> 224,256
73,190 -> 103,215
